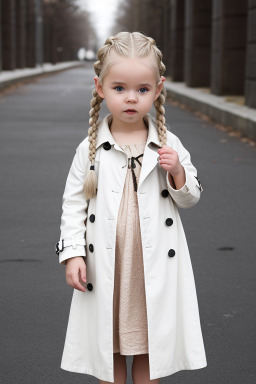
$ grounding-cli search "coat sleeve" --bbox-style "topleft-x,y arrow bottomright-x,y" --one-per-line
56,143 -> 88,266
166,137 -> 203,209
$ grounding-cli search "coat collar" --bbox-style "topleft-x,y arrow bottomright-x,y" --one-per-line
95,113 -> 162,150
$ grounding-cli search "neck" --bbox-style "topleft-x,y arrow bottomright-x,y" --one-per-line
109,116 -> 149,144
110,116 -> 148,133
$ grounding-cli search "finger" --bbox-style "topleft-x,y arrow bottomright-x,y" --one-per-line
158,146 -> 177,156
158,145 -> 174,152
159,159 -> 177,172
159,153 -> 177,160
72,275 -> 86,292
159,160 -> 173,169
159,160 -> 171,167
79,265 -> 87,283
159,156 -> 177,166
159,163 -> 170,172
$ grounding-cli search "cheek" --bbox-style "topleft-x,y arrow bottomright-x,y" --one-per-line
104,94 -> 120,110
142,93 -> 155,106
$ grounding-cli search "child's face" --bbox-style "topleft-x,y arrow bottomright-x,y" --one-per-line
94,53 -> 165,125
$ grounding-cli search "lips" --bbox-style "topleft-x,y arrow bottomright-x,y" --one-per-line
125,109 -> 137,113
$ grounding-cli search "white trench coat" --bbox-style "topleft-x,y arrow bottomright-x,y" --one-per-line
56,113 -> 207,382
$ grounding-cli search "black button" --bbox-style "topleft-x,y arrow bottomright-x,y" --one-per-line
103,141 -> 111,150
89,214 -> 95,223
89,244 -> 94,252
161,189 -> 169,197
168,249 -> 175,257
165,218 -> 173,226
87,283 -> 93,291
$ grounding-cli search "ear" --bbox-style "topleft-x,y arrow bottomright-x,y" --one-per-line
154,76 -> 165,101
94,76 -> 105,99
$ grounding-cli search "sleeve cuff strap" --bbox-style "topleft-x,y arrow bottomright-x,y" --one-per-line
59,245 -> 86,265
166,169 -> 202,203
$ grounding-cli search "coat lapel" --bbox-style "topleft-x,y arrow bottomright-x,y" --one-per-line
95,113 -> 163,189
138,141 -> 160,191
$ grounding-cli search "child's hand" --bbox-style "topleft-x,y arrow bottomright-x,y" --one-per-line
158,146 -> 186,190
65,256 -> 87,292
157,146 -> 183,176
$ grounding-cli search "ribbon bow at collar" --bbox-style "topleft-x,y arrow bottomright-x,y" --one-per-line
127,154 -> 144,192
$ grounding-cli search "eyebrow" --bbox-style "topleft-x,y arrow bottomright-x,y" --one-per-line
111,81 -> 152,87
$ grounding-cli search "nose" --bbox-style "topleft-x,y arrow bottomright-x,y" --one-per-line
126,90 -> 137,103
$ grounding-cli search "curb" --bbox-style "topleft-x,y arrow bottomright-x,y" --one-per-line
165,81 -> 256,141
0,61 -> 85,91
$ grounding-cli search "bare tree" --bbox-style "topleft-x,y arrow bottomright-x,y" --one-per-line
111,0 -> 171,73
112,0 -> 165,43
43,0 -> 97,63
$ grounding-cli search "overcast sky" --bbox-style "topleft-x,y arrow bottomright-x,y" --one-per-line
76,0 -> 121,44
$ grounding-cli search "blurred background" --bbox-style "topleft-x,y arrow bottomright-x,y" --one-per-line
0,0 -> 255,109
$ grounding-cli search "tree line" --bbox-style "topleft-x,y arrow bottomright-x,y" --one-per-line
43,0 -> 97,63
112,0 -> 169,59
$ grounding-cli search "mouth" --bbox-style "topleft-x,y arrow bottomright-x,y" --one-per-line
124,109 -> 137,114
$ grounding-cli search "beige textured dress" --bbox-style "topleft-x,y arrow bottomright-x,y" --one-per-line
113,142 -> 149,356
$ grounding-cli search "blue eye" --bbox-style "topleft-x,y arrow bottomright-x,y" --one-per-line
115,86 -> 124,92
139,88 -> 148,94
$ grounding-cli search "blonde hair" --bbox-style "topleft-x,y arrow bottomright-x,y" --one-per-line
84,31 -> 167,199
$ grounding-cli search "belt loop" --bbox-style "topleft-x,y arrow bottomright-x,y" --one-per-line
72,237 -> 77,249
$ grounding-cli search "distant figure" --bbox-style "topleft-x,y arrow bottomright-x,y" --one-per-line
55,31 -> 207,384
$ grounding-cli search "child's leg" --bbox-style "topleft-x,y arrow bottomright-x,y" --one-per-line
132,354 -> 160,384
99,352 -> 127,384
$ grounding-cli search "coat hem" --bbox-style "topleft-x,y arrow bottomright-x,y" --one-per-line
61,359 -> 207,382
61,362 -> 114,383
149,359 -> 208,381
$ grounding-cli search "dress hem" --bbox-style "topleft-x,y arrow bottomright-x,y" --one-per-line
113,349 -> 149,355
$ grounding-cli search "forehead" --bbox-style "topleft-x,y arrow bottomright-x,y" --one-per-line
104,52 -> 158,83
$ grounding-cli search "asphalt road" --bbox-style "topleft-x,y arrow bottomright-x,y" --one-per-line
0,64 -> 255,384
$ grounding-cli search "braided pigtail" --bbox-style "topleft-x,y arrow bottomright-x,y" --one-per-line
84,87 -> 103,200
154,87 -> 167,146
151,43 -> 167,146
83,43 -> 112,200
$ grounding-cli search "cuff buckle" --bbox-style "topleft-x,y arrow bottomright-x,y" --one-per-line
55,239 -> 64,255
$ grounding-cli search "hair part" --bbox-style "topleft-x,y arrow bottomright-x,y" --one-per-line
84,31 -> 167,200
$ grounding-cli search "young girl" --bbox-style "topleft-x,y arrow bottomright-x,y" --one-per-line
56,32 -> 207,384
